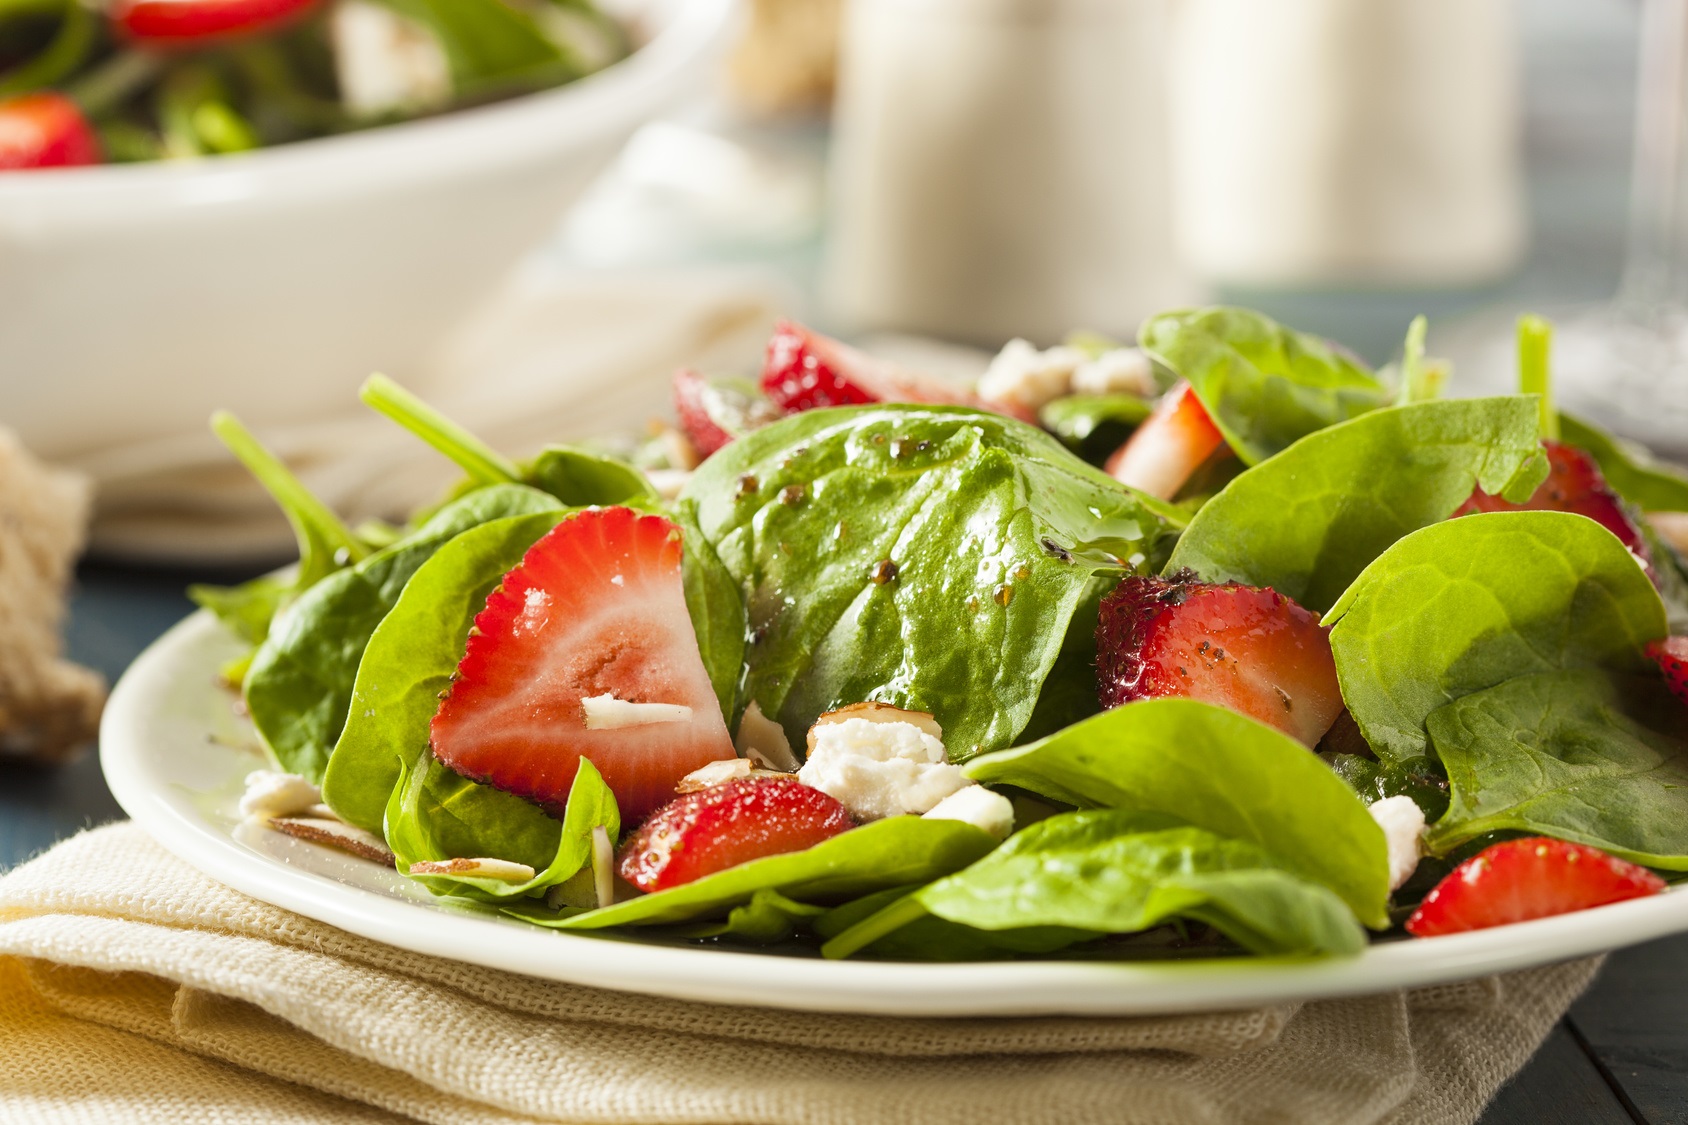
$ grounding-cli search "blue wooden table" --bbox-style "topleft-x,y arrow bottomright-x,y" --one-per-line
1,561 -> 1683,1124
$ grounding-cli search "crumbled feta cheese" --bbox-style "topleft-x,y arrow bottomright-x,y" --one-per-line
330,0 -> 451,119
977,339 -> 1087,412
736,700 -> 799,771
239,770 -> 322,819
1369,795 -> 1426,891
1071,347 -> 1156,397
407,856 -> 536,883
797,717 -> 969,820
922,785 -> 1015,839
580,694 -> 692,730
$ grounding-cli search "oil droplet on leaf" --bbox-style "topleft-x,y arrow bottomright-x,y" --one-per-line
871,559 -> 898,585
994,584 -> 1014,607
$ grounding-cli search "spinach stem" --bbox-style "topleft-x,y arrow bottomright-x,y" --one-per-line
1516,314 -> 1558,441
819,892 -> 930,960
360,374 -> 522,485
210,411 -> 369,566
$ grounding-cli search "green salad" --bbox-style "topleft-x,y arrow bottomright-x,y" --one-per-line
212,308 -> 1688,962
0,0 -> 622,168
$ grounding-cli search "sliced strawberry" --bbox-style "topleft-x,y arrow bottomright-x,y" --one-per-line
1647,636 -> 1688,707
672,369 -> 784,458
114,0 -> 319,42
430,507 -> 736,824
761,321 -> 1036,423
1096,572 -> 1344,747
0,93 -> 100,171
617,775 -> 854,893
1406,837 -> 1666,937
1103,382 -> 1227,501
1456,441 -> 1652,564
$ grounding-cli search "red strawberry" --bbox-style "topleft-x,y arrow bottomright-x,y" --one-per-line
617,776 -> 854,892
1103,382 -> 1227,501
672,369 -> 784,458
0,93 -> 100,171
761,321 -> 1036,423
1647,636 -> 1688,707
430,507 -> 736,824
1406,837 -> 1666,937
1456,441 -> 1651,563
1096,572 -> 1344,747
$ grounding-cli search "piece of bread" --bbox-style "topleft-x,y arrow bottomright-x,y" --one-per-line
0,426 -> 104,764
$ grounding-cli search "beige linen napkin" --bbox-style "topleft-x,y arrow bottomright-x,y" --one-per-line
0,824 -> 1597,1125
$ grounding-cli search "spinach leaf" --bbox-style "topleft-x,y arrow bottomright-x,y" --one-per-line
1138,308 -> 1390,466
320,510 -> 568,833
962,699 -> 1390,927
1323,753 -> 1451,822
1560,413 -> 1688,513
667,889 -> 829,943
1038,395 -> 1153,464
189,574 -> 290,648
523,445 -> 658,508
390,756 -> 619,902
814,885 -> 1100,962
1425,669 -> 1688,868
246,484 -> 564,781
824,811 -> 1365,960
1324,511 -> 1668,765
525,817 -> 999,931
683,405 -> 1184,757
1166,397 -> 1549,612
371,0 -> 569,91
673,498 -> 747,724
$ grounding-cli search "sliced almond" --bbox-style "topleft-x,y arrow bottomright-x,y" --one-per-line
677,758 -> 754,792
580,693 -> 694,730
239,770 -> 322,818
1650,510 -> 1688,556
270,817 -> 395,867
406,856 -> 536,883
736,700 -> 800,771
807,701 -> 944,753
591,825 -> 616,909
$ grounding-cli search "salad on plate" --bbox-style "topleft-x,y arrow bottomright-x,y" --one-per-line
202,306 -> 1688,963
0,0 -> 623,167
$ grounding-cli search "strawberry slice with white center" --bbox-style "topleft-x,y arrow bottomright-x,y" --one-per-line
761,320 -> 1037,423
672,368 -> 784,458
430,507 -> 736,824
1103,381 -> 1227,500
1647,636 -> 1688,707
618,775 -> 855,893
1405,837 -> 1666,937
1095,571 -> 1344,747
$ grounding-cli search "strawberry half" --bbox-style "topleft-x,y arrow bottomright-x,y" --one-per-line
1405,837 -> 1666,937
761,320 -> 1035,423
430,507 -> 736,824
617,775 -> 854,893
1096,572 -> 1344,747
672,369 -> 785,458
1456,441 -> 1652,565
1103,381 -> 1227,501
1647,636 -> 1688,707
0,93 -> 100,170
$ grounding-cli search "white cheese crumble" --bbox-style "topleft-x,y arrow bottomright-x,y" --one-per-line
239,770 -> 322,819
978,339 -> 1087,412
1072,347 -> 1156,397
736,700 -> 800,771
797,717 -> 969,820
581,694 -> 693,730
1369,795 -> 1426,891
330,0 -> 451,119
922,785 -> 1015,839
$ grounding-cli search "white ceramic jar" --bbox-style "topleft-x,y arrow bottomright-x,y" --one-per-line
824,0 -> 1198,346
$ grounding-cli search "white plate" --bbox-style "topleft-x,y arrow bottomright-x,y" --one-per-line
102,610 -> 1688,1017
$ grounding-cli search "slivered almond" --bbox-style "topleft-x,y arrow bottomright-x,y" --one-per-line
807,702 -> 943,753
736,700 -> 800,771
406,856 -> 536,883
675,758 -> 791,793
591,826 -> 615,909
270,816 -> 395,866
580,693 -> 693,730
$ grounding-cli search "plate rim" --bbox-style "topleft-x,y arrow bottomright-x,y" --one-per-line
99,609 -> 1688,1017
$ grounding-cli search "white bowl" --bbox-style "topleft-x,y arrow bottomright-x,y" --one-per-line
0,0 -> 736,463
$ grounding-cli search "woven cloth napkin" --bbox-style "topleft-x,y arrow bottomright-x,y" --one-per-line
0,824 -> 1597,1125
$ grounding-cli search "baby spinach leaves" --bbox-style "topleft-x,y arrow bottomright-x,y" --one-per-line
963,699 -> 1390,928
1139,308 -> 1390,466
533,817 -> 1000,930
245,484 -> 565,782
1425,669 -> 1688,868
1324,511 -> 1668,766
1560,413 -> 1688,514
1038,394 -> 1153,464
1166,397 -> 1549,612
684,405 -> 1184,758
823,812 -> 1365,960
320,509 -> 569,833
673,499 -> 748,724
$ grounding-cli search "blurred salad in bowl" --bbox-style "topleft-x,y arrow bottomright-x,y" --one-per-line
0,0 -> 624,166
